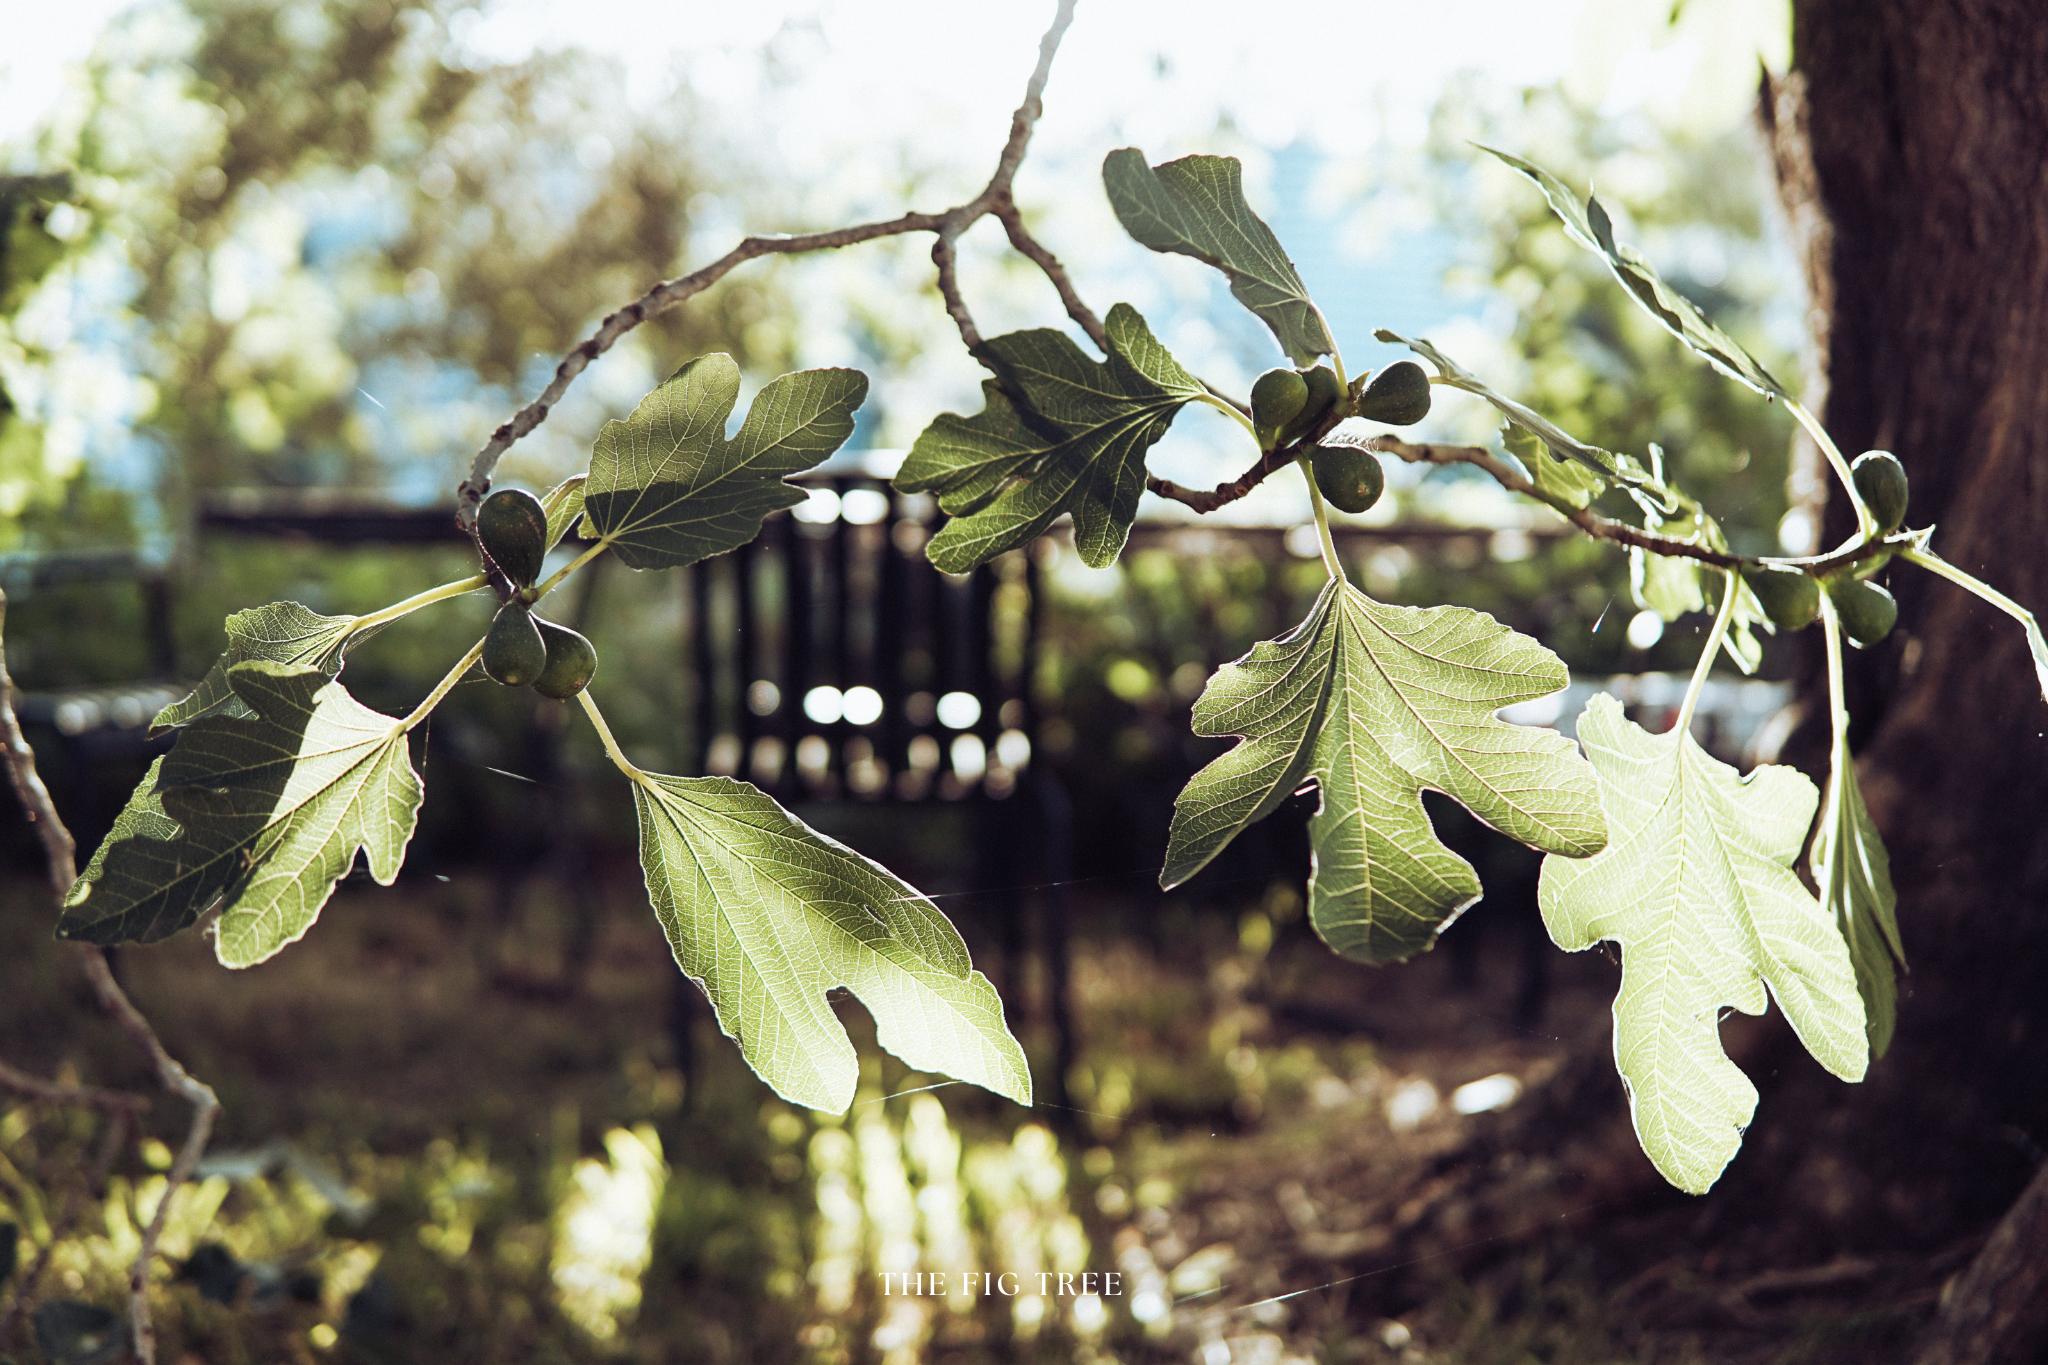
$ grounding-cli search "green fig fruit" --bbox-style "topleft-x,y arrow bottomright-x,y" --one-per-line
1831,576 -> 1898,649
533,618 -> 599,700
1250,368 -> 1310,446
1289,365 -> 1344,440
477,487 -> 548,587
1355,360 -> 1432,426
1311,445 -> 1386,515
482,602 -> 547,686
1851,450 -> 1909,532
1742,566 -> 1820,632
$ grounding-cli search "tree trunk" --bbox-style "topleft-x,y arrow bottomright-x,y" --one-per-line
1776,3 -> 2048,1358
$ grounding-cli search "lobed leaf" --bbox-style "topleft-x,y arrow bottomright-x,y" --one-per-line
1538,694 -> 1866,1194
1104,148 -> 1334,365
1479,146 -> 1787,400
60,662 -> 422,966
153,601 -> 376,734
581,355 -> 867,570
896,303 -> 1202,572
1163,579 -> 1606,962
630,772 -> 1031,1112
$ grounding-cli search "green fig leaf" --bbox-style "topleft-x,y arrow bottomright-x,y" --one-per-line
1813,735 -> 1904,1058
1162,579 -> 1606,963
581,355 -> 867,570
895,303 -> 1202,572
1479,146 -> 1787,400
60,663 -> 423,966
629,772 -> 1031,1112
153,602 -> 378,734
540,472 -> 586,551
1538,694 -> 1867,1195
1103,148 -> 1333,365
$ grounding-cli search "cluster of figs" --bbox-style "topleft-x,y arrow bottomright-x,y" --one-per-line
1743,451 -> 1909,648
1251,359 -> 1435,514
474,488 -> 599,699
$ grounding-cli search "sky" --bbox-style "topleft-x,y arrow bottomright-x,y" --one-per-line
0,0 -> 1797,519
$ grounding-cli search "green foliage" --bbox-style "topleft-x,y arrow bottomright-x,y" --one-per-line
151,601 -> 377,733
894,303 -> 1201,572
1538,694 -> 1866,1193
1812,735 -> 1903,1058
581,356 -> 866,570
60,663 -> 423,967
1162,579 -> 1605,963
628,771 -> 1031,1111
1480,146 -> 1788,401
1102,148 -> 1334,365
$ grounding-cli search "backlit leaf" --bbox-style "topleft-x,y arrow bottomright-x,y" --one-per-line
1162,579 -> 1605,962
60,662 -> 422,966
540,472 -> 586,550
1104,148 -> 1334,365
153,601 -> 376,734
1480,146 -> 1787,400
1812,736 -> 1903,1058
630,771 -> 1031,1112
581,355 -> 866,570
1538,694 -> 1866,1194
896,303 -> 1201,572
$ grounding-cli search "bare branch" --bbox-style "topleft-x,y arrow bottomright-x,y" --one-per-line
994,205 -> 1110,352
0,1059 -> 150,1113
0,587 -> 220,1365
457,0 -> 1084,524
1367,437 -> 1913,576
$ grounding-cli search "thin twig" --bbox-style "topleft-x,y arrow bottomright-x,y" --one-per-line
993,206 -> 1110,351
456,0 -> 1084,525
0,587 -> 220,1365
0,1059 -> 150,1113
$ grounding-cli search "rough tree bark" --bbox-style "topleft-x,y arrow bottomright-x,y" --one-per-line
1772,3 -> 2048,1360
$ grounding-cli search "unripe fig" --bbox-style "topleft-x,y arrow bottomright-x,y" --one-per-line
533,618 -> 599,700
1311,445 -> 1385,515
1830,577 -> 1898,649
482,602 -> 547,686
1250,368 -> 1309,446
1742,566 -> 1820,632
1355,361 -> 1432,426
477,487 -> 548,587
1291,365 -> 1344,439
1851,450 -> 1908,532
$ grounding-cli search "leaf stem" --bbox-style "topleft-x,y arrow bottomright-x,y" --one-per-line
1786,398 -> 1874,538
1903,545 -> 2048,703
1674,569 -> 1739,736
532,540 -> 609,601
401,640 -> 484,732
1193,389 -> 1259,441
1813,589 -> 1850,900
348,573 -> 488,637
577,689 -> 644,780
1297,456 -> 1347,584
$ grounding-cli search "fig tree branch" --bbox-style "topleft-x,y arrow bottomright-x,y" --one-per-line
0,587 -> 220,1365
457,0 -> 1083,525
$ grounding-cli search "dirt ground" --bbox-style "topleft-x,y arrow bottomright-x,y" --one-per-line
0,860 -> 1959,1363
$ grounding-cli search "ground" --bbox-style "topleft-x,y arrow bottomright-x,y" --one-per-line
0,859 -> 1953,1363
